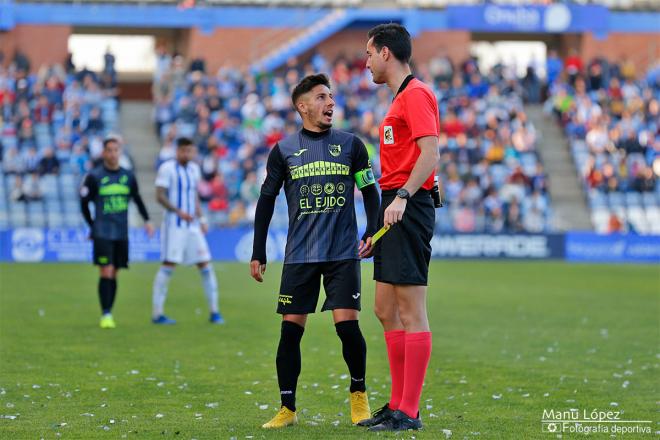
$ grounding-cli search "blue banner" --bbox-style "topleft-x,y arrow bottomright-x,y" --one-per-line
1,228 -> 658,263
431,233 -> 564,260
447,4 -> 609,34
565,233 -> 660,264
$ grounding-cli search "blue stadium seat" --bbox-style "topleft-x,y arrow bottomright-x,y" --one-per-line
36,134 -> 53,151
1,136 -> 17,149
607,192 -> 625,208
642,192 -> 657,208
590,208 -> 611,234
46,210 -> 64,228
45,199 -> 62,214
28,202 -> 47,228
40,175 -> 59,200
588,190 -> 607,208
176,122 -> 196,138
624,192 -> 642,207
9,203 -> 28,227
436,207 -> 453,233
489,164 -> 508,187
59,174 -> 78,199
63,200 -> 79,215
64,212 -> 82,227
0,211 -> 8,229
626,207 -> 649,234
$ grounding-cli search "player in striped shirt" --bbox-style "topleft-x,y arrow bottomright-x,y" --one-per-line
151,137 -> 223,325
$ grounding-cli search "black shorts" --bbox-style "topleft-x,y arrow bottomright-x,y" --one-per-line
93,238 -> 129,269
373,189 -> 435,286
277,259 -> 361,314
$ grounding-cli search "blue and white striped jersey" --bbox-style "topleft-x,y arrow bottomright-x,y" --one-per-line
155,159 -> 201,229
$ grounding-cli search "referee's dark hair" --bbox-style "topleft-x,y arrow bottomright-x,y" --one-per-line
367,23 -> 412,64
291,73 -> 331,107
177,137 -> 194,148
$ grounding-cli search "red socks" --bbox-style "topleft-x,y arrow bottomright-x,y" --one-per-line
398,331 -> 432,418
384,330 -> 406,410
385,331 -> 433,418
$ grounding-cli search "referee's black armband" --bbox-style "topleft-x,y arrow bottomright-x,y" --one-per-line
251,193 -> 276,263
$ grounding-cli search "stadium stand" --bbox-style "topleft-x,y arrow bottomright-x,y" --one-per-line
154,52 -> 554,232
547,57 -> 659,233
10,0 -> 660,10
0,55 -> 128,229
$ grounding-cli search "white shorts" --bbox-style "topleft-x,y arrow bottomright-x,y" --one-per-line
161,224 -> 211,265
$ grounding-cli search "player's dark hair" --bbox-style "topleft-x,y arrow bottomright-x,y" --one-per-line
177,137 -> 194,148
103,136 -> 120,149
367,23 -> 412,64
291,73 -> 331,107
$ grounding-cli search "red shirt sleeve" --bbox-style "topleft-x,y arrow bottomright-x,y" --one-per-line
403,86 -> 440,141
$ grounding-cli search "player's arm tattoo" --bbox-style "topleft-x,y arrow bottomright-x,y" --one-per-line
156,186 -> 178,213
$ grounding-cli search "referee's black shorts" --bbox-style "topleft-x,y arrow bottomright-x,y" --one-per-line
373,189 -> 435,286
93,238 -> 129,269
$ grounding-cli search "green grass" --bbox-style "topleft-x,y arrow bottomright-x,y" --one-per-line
0,261 -> 658,439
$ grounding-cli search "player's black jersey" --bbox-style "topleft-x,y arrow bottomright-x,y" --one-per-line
80,165 -> 149,240
261,128 -> 374,264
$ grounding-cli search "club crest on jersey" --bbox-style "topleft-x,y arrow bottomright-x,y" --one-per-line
328,144 -> 341,157
383,126 -> 394,145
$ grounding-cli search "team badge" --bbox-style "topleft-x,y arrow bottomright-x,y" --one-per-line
383,126 -> 394,145
328,144 -> 341,157
311,184 -> 323,196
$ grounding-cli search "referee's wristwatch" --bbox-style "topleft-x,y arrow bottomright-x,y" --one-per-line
396,188 -> 411,200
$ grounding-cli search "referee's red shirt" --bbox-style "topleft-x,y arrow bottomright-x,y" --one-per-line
379,77 -> 440,191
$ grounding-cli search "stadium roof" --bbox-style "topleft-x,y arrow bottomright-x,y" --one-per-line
9,0 -> 660,11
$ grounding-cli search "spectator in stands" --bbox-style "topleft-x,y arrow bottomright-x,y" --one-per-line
565,49 -> 583,85
505,197 -> 524,233
103,47 -> 116,77
522,66 -> 541,103
632,166 -> 655,192
3,147 -> 24,175
607,213 -> 624,234
33,94 -> 54,124
546,49 -> 563,87
23,146 -> 40,174
85,107 -> 104,135
151,52 -> 552,231
70,142 -> 91,175
22,172 -> 42,201
38,147 -> 60,175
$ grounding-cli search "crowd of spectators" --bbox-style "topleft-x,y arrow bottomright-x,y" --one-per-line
152,50 -> 553,232
0,49 -> 122,207
547,53 -> 659,233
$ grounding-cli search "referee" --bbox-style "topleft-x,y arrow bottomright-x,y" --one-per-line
80,137 -> 153,329
250,74 -> 380,429
358,24 -> 440,432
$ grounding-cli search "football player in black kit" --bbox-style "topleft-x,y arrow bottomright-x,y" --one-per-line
250,74 -> 380,429
80,137 -> 153,329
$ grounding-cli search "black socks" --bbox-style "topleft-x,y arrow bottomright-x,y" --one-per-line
98,277 -> 117,314
276,320 -> 305,411
335,320 -> 367,393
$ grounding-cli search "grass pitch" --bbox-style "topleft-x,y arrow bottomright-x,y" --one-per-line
0,261 -> 658,439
